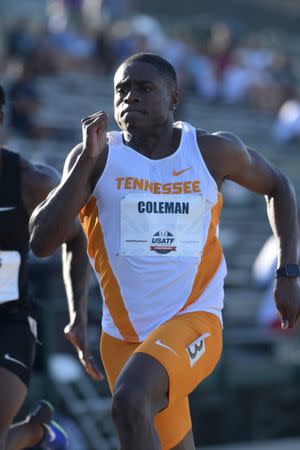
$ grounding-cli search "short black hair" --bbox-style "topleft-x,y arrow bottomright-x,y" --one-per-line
0,85 -> 5,108
121,53 -> 177,90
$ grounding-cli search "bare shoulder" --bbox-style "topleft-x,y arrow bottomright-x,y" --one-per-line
212,130 -> 248,149
20,157 -> 61,215
22,141 -> 84,198
196,128 -> 208,137
196,130 -> 250,186
21,157 -> 60,190
197,130 -> 246,151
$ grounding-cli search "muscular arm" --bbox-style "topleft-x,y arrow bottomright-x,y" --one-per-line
202,131 -> 300,327
29,112 -> 108,257
29,144 -> 96,256
212,131 -> 298,267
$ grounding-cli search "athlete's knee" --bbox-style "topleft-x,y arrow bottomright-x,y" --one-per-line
111,383 -> 151,427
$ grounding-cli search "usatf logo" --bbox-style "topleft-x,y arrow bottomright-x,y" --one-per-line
186,333 -> 210,367
150,230 -> 176,254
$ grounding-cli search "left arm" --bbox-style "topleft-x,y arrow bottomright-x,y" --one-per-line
213,131 -> 300,328
63,223 -> 104,381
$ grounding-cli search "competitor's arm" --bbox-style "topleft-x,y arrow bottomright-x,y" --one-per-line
211,131 -> 300,329
29,112 -> 108,257
24,157 -> 103,380
22,159 -> 61,216
62,224 -> 104,381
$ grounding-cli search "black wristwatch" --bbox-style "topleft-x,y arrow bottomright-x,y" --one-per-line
275,264 -> 300,278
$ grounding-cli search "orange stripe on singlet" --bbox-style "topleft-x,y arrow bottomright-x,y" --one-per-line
180,193 -> 224,311
80,196 -> 139,342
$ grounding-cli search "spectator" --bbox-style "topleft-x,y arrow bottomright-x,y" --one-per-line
6,18 -> 37,62
8,60 -> 41,138
272,85 -> 300,142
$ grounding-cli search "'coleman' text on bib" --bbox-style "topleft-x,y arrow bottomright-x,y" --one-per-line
121,193 -> 206,257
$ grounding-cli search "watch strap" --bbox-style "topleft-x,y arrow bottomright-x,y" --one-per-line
275,264 -> 300,278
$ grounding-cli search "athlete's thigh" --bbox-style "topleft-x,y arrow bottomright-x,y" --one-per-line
136,311 -> 222,407
100,332 -> 139,392
101,332 -> 170,411
0,367 -> 27,430
101,331 -> 178,449
135,311 -> 222,449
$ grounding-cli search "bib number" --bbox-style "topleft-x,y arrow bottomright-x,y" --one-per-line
120,193 -> 207,257
0,251 -> 21,303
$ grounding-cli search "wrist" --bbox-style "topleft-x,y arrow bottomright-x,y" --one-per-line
80,149 -> 98,165
69,309 -> 87,324
275,264 -> 300,278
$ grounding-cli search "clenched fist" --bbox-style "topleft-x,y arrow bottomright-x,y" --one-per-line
81,111 -> 108,159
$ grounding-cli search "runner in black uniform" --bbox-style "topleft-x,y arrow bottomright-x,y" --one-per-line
0,85 -> 102,450
0,148 -> 36,386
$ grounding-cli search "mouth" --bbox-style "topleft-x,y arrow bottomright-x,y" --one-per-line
121,108 -> 146,117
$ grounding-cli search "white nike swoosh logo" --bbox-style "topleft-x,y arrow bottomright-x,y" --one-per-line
0,207 -> 16,212
4,353 -> 28,369
155,339 -> 178,356
43,423 -> 56,442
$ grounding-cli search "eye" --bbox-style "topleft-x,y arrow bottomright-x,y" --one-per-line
144,86 -> 152,92
116,86 -> 127,95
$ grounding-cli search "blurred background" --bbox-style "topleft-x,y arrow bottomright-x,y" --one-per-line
1,0 -> 300,449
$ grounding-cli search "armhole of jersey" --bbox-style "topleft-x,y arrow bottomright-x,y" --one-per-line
192,127 -> 219,196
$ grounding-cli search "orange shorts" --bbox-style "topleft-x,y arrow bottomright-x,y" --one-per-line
100,311 -> 222,450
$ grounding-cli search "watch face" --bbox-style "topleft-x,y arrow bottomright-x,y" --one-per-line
287,265 -> 300,276
276,264 -> 300,277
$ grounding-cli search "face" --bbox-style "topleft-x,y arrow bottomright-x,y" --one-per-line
114,61 -> 178,133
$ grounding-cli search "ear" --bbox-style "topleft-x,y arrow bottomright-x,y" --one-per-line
170,90 -> 179,111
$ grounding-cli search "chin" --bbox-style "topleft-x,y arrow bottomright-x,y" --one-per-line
121,119 -> 146,132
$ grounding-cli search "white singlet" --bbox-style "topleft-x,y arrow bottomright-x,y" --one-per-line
80,121 -> 227,342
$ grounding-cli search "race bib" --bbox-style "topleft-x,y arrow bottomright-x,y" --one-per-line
120,193 -> 207,257
0,251 -> 21,303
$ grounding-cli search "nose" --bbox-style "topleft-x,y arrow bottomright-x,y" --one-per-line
124,89 -> 140,104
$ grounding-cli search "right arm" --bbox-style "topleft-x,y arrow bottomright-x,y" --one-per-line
29,111 -> 108,257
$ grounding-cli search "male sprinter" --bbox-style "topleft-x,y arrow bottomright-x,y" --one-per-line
29,53 -> 300,450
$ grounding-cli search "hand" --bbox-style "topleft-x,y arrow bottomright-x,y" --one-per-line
81,111 -> 108,159
64,320 -> 104,382
274,278 -> 300,329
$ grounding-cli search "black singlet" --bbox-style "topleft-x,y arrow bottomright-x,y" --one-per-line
0,148 -> 30,306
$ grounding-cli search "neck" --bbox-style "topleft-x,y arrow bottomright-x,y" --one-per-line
123,119 -> 178,160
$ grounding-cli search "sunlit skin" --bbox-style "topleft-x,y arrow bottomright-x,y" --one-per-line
114,62 -> 180,159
